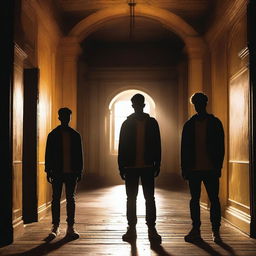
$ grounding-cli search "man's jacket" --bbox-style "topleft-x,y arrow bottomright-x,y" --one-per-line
181,114 -> 224,178
118,113 -> 161,170
45,126 -> 83,175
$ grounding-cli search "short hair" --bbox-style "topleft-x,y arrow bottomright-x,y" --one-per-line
131,94 -> 145,104
190,92 -> 208,105
58,107 -> 72,116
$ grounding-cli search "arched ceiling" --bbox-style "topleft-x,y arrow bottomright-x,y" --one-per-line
54,0 -> 216,36
82,16 -> 184,44
53,0 -> 211,67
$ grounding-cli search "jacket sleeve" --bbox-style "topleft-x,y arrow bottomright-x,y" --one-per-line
181,123 -> 189,178
45,133 -> 53,173
77,133 -> 84,174
153,119 -> 161,167
118,122 -> 126,171
216,119 -> 225,171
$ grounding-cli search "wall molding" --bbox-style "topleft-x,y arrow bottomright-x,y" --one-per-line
13,217 -> 24,240
225,205 -> 250,234
12,200 -> 65,240
238,47 -> 249,59
228,198 -> 250,212
230,65 -> 248,82
229,160 -> 250,164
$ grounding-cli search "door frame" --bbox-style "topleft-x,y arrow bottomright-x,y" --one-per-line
0,0 -> 15,247
248,0 -> 256,238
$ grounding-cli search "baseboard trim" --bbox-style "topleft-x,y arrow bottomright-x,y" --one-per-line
12,199 -> 66,240
224,206 -> 250,234
13,217 -> 24,240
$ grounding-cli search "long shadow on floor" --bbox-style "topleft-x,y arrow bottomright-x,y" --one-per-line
190,239 -> 224,256
127,241 -> 173,256
128,241 -> 138,256
215,240 -> 238,256
189,239 -> 237,256
150,242 -> 174,256
5,235 -> 77,256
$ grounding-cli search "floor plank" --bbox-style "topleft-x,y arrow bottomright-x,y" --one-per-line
1,185 -> 256,256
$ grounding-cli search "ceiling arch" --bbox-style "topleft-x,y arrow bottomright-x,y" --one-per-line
68,3 -> 205,55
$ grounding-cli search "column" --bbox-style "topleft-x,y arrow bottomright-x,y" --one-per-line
59,37 -> 82,128
186,39 -> 206,115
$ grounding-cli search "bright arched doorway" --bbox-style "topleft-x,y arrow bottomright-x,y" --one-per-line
109,89 -> 156,153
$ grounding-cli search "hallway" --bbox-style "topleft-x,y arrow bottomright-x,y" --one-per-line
2,0 -> 256,249
1,185 -> 256,256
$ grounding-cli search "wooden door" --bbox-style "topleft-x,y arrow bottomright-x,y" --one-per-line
22,68 -> 39,224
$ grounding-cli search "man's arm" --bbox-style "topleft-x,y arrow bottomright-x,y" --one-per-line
77,133 -> 84,182
118,122 -> 127,180
216,119 -> 225,177
181,123 -> 189,180
45,133 -> 53,183
153,119 -> 161,177
71,132 -> 84,182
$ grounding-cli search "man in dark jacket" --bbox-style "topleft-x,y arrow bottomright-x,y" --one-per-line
118,93 -> 161,243
45,107 -> 83,239
181,92 -> 224,243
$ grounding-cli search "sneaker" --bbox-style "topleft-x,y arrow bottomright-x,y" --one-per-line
122,226 -> 137,241
66,226 -> 80,239
184,228 -> 201,242
212,230 -> 222,243
50,225 -> 60,238
148,227 -> 162,243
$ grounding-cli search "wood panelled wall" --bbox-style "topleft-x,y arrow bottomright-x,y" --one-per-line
207,0 -> 250,234
12,0 -> 63,236
227,14 -> 250,233
13,45 -> 27,230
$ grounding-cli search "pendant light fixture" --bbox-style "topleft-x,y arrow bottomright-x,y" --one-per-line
128,0 -> 136,39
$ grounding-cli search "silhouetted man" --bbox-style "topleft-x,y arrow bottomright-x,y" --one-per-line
45,107 -> 83,239
181,92 -> 224,243
118,93 -> 162,243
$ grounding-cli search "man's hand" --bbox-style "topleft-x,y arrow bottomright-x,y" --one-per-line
120,172 -> 126,180
153,167 -> 160,177
77,174 -> 82,182
47,173 -> 53,184
182,170 -> 188,180
119,168 -> 126,180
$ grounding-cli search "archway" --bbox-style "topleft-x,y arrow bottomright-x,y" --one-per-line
109,89 -> 156,153
59,4 -> 207,127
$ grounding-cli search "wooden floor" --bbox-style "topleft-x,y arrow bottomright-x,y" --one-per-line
1,185 -> 256,256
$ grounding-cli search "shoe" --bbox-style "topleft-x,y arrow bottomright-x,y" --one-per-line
66,225 -> 80,239
148,227 -> 162,243
212,230 -> 222,243
49,224 -> 60,238
122,226 -> 137,241
184,228 -> 201,242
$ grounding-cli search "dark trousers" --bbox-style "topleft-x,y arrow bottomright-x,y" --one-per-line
125,168 -> 156,228
51,173 -> 77,226
188,171 -> 221,231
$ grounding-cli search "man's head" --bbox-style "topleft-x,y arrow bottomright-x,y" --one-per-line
131,94 -> 145,113
190,92 -> 208,114
58,107 -> 72,126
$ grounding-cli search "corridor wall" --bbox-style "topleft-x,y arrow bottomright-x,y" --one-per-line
206,0 -> 250,234
12,0 -> 64,236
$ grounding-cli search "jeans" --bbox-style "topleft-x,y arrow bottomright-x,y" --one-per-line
188,171 -> 221,231
51,173 -> 77,226
125,168 -> 156,228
